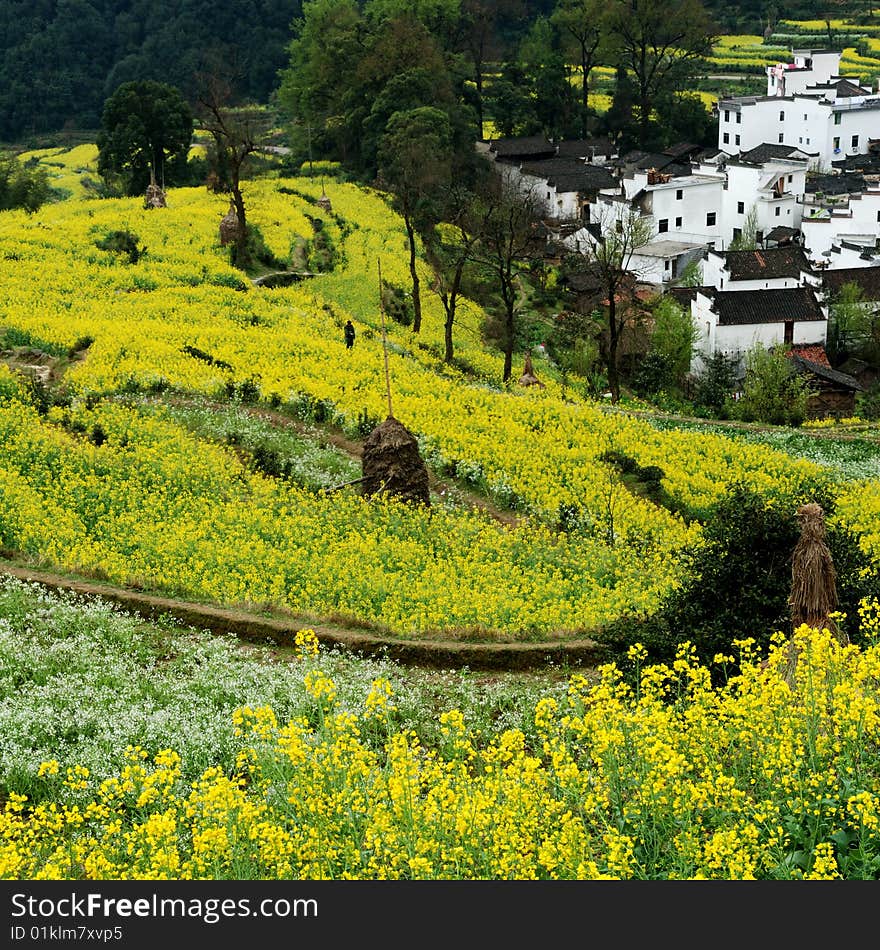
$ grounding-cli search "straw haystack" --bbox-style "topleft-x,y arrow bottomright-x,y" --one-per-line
789,502 -> 841,638
144,169 -> 167,209
519,351 -> 545,388
361,416 -> 430,506
219,199 -> 241,246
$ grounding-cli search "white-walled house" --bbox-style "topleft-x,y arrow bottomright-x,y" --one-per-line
721,148 -> 810,245
800,184 -> 880,261
517,158 -> 617,220
701,246 -> 819,291
689,286 -> 828,373
718,49 -> 880,171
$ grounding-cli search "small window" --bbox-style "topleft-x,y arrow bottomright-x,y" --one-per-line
735,135 -> 741,146
806,138 -> 810,145
676,189 -> 683,200
784,320 -> 794,344
664,259 -> 671,270
778,133 -> 784,143
724,110 -> 730,121
803,113 -> 808,121
546,191 -> 551,199
736,112 -> 741,124
852,134 -> 860,148
877,210 -> 880,222
756,230 -> 764,244
658,218 -> 669,233
615,220 -> 623,232
675,216 -> 682,228
779,110 -> 785,121
737,201 -> 744,214
706,212 -> 716,226
833,136 -> 840,150
733,227 -> 742,240
775,207 -> 781,217
798,137 -> 803,144
834,112 -> 842,125
787,175 -> 792,183
723,132 -> 730,144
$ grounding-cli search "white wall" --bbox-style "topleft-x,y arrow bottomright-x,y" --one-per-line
801,188 -> 880,260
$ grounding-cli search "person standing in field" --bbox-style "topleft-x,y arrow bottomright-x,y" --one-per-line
344,319 -> 355,349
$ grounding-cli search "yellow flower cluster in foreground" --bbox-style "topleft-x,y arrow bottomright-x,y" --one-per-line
2,624 -> 879,880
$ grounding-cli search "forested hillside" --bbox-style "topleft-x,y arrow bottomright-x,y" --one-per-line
1,0 -> 869,144
0,0 -> 302,141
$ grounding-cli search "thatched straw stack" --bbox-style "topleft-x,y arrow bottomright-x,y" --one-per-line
789,502 -> 841,637
785,501 -> 846,683
361,416 -> 430,507
519,351 -> 545,388
219,200 -> 240,246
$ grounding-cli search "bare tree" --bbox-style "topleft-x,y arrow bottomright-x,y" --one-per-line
196,69 -> 270,268
473,183 -> 543,381
576,203 -> 653,403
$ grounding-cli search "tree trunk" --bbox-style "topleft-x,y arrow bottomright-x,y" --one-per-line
405,215 -> 422,333
474,61 -> 485,140
231,172 -> 248,266
444,301 -> 455,363
581,52 -> 590,140
606,293 -> 621,403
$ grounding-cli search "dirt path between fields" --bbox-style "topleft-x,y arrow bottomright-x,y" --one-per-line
0,560 -> 604,671
165,395 -> 522,527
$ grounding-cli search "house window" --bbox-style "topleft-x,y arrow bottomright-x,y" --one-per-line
779,110 -> 785,121
736,112 -> 741,124
806,138 -> 810,145
787,175 -> 792,183
735,134 -> 741,146
664,259 -> 671,270
775,206 -> 781,216
756,230 -> 763,244
676,189 -> 683,200
724,110 -> 730,121
778,133 -> 784,143
546,192 -> 551,199
877,210 -> 880,222
833,136 -> 841,150
723,132 -> 730,144
615,220 -> 623,232
675,216 -> 682,227
733,227 -> 742,240
658,218 -> 669,232
803,113 -> 808,121
852,135 -> 860,148
737,201 -> 745,214
834,112 -> 842,125
784,321 -> 794,344
706,212 -> 716,226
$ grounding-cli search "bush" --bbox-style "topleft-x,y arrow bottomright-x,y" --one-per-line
693,351 -> 739,417
733,345 -> 813,427
596,483 -> 879,679
95,229 -> 146,264
230,224 -> 279,271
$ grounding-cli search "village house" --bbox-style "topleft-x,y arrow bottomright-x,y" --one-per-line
800,181 -> 880,262
717,49 -> 880,171
688,285 -> 828,373
700,245 -> 819,291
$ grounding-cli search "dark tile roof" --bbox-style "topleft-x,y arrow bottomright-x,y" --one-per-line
822,266 -> 880,300
519,158 -> 617,193
737,143 -> 805,164
832,151 -> 880,174
712,287 -> 825,325
489,136 -> 555,159
787,353 -> 863,390
805,172 -> 866,195
555,138 -> 614,159
723,246 -> 812,280
662,142 -> 701,159
765,225 -> 800,243
666,286 -> 711,308
833,78 -> 870,97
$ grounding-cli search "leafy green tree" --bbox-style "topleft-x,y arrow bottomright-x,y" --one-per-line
654,91 -> 717,148
377,107 -> 455,334
0,155 -> 52,213
97,80 -> 194,197
735,344 -> 814,426
643,295 -> 699,392
517,16 -> 579,140
693,350 -> 738,417
827,281 -> 868,364
606,0 -> 717,145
